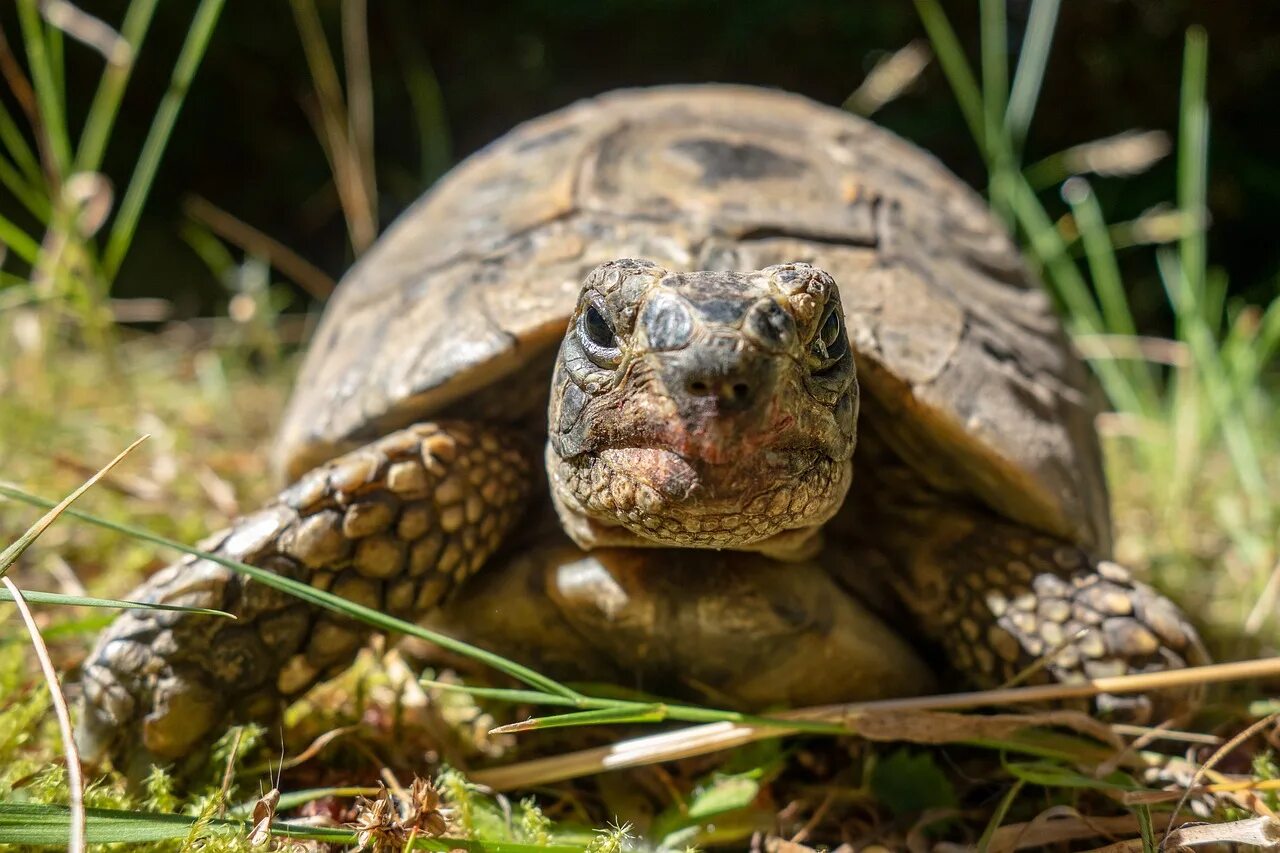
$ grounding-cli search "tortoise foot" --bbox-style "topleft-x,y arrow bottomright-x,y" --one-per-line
77,422 -> 530,772
903,518 -> 1208,723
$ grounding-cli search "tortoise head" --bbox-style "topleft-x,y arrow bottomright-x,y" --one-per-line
546,259 -> 858,558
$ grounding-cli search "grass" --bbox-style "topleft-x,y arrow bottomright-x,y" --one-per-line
1,0 -> 1279,850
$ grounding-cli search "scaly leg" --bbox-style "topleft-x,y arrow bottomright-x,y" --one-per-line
891,510 -> 1208,721
77,422 -> 530,775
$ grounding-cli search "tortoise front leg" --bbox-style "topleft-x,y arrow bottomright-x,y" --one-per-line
892,511 -> 1209,721
77,422 -> 530,776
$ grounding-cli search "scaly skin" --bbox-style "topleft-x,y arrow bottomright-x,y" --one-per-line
77,423 -> 529,772
80,260 -> 1208,773
546,260 -> 1208,719
547,261 -> 858,560
889,507 -> 1209,721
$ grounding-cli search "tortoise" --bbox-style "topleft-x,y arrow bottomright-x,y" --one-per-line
78,84 -> 1207,773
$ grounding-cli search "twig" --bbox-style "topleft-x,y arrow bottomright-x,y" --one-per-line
1108,723 -> 1220,746
1095,719 -> 1176,779
789,789 -> 837,845
183,196 -> 335,299
1162,712 -> 1280,849
2,577 -> 84,853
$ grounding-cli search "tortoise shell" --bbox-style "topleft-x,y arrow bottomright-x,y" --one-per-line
275,84 -> 1109,552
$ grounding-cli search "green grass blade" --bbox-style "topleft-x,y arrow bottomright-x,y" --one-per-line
0,98 -> 43,184
1004,0 -> 1060,151
18,479 -> 842,735
980,0 -> 1008,145
491,704 -> 670,734
45,18 -> 64,123
342,0 -> 377,234
1178,26 -> 1209,327
980,0 -> 1014,222
1161,28 -> 1270,510
0,801 -> 581,851
975,779 -> 1023,853
1003,761 -> 1136,791
1156,250 -> 1269,506
913,0 -> 987,156
0,482 -> 583,701
0,435 -> 148,578
102,0 -> 226,280
1061,177 -> 1161,416
419,679 -> 582,708
912,0 -> 1146,416
1253,294 -> 1280,369
388,3 -> 452,184
74,0 -> 162,174
1061,179 -> 1136,336
1136,803 -> 1157,853
15,0 -> 72,175
424,678 -> 848,735
0,587 -> 233,616
1006,176 -> 1146,414
0,210 -> 40,263
0,149 -> 49,220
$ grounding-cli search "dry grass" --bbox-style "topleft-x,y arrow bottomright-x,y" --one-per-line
1,306 -> 1278,850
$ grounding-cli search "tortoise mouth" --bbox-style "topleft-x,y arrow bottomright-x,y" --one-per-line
548,444 -> 852,549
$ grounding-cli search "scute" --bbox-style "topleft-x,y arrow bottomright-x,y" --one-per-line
276,85 -> 1109,552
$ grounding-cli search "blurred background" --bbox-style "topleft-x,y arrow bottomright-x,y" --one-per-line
3,0 -> 1277,326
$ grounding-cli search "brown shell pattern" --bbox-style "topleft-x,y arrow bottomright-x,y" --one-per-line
275,85 -> 1109,552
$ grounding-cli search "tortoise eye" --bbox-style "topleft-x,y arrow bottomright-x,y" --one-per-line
583,304 -> 616,348
820,307 -> 842,347
578,301 -> 622,367
810,305 -> 847,367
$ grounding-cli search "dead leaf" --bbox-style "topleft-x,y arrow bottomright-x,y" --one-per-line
1165,816 -> 1280,848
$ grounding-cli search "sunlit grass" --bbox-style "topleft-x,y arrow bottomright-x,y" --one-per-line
915,0 -> 1279,665
1,0 -> 1278,850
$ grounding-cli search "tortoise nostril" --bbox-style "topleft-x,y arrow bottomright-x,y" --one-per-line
684,375 -> 756,407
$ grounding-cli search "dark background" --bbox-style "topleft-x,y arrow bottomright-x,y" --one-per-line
7,1 -> 1280,329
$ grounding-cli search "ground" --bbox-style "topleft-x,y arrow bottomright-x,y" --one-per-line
0,303 -> 1278,850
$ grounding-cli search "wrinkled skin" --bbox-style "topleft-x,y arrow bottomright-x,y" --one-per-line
548,260 -> 856,559
77,260 -> 1207,774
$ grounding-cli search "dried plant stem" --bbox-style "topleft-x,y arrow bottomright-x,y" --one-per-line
1162,711 -> 1280,847
183,195 -> 336,299
2,577 -> 84,853
0,434 -> 148,579
474,657 -> 1280,790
